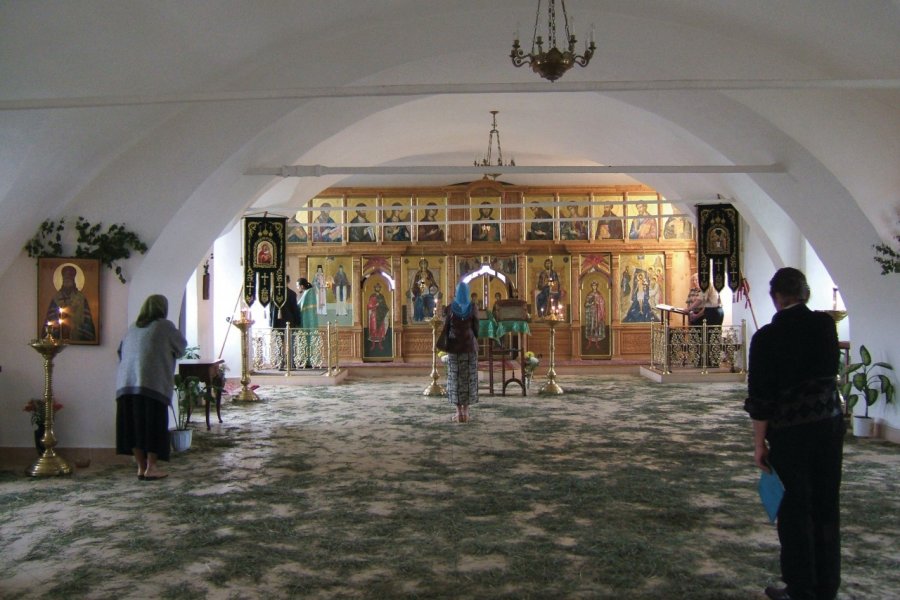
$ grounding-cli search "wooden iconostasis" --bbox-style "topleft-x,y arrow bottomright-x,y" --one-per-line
285,181 -> 698,362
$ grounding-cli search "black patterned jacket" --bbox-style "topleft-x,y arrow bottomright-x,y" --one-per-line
745,304 -> 841,429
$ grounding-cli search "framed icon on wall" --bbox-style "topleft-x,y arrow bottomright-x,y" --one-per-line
37,257 -> 101,345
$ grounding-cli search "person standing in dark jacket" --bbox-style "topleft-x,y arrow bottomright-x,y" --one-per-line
116,295 -> 187,480
269,275 -> 301,329
269,275 -> 301,369
443,281 -> 480,423
745,268 -> 843,600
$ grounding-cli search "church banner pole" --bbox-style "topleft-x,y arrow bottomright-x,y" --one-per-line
736,271 -> 758,331
218,283 -> 246,360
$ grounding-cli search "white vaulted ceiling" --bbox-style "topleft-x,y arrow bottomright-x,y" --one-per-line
1,1 -> 898,341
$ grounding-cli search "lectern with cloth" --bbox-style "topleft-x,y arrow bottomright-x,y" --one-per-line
483,299 -> 531,396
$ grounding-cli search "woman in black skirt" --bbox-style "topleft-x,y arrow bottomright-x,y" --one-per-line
443,281 -> 480,423
115,295 -> 187,480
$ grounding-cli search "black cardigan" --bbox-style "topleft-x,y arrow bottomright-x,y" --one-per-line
745,304 -> 840,428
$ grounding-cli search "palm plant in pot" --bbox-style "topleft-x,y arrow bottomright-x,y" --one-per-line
171,374 -> 207,451
840,345 -> 895,437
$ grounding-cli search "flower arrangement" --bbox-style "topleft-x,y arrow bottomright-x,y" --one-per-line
24,398 -> 64,454
437,350 -> 449,364
23,398 -> 64,427
524,351 -> 541,387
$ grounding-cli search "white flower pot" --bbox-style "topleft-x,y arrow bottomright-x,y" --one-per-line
852,416 -> 875,438
170,428 -> 193,452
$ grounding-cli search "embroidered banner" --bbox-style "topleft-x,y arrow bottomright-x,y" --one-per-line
697,203 -> 740,293
243,216 -> 287,308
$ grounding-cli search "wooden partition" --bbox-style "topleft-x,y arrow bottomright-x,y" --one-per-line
285,181 -> 698,363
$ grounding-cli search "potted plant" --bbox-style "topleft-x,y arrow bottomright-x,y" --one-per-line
171,374 -> 206,452
841,345 -> 895,437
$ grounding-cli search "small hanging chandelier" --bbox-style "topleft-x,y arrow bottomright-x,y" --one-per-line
510,0 -> 595,82
474,110 -> 515,180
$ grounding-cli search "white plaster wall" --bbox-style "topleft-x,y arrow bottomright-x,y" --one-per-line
0,254 -> 130,449
213,224 -> 249,380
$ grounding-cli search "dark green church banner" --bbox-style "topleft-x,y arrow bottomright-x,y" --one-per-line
696,203 -> 740,293
243,216 -> 287,309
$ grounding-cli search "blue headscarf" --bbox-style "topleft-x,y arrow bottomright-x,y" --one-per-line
450,281 -> 473,318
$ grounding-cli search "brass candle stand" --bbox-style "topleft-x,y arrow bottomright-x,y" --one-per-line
423,314 -> 447,396
27,334 -> 73,477
539,313 -> 564,395
230,314 -> 260,402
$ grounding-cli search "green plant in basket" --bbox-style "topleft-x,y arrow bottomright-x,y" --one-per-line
840,345 -> 895,418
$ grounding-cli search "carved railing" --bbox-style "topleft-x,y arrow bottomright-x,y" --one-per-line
251,323 -> 339,376
650,319 -> 747,374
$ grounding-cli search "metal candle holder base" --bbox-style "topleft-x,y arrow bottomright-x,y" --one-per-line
27,336 -> 73,477
423,315 -> 446,396
230,316 -> 260,402
539,316 -> 564,395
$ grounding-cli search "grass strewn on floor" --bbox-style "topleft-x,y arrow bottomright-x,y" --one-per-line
1,375 -> 898,599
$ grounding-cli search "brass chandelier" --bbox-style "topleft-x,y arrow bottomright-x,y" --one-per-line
510,0 -> 595,82
474,110 -> 514,180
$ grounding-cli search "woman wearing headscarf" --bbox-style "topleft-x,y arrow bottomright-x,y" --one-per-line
443,281 -> 480,423
115,294 -> 187,480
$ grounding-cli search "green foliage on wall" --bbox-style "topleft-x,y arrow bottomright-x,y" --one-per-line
873,234 -> 900,276
24,217 -> 148,283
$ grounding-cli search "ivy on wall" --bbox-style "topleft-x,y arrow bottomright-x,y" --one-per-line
873,234 -> 900,276
25,217 -> 148,283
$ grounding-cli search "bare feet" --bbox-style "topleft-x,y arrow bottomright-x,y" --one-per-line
143,463 -> 168,480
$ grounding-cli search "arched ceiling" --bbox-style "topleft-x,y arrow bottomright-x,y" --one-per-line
1,1 -> 898,330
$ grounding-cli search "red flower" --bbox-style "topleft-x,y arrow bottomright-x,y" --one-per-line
23,399 -> 64,426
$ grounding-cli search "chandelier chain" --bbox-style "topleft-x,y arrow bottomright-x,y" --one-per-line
474,110 -> 514,180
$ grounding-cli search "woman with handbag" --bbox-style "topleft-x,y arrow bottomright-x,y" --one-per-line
440,281 -> 480,423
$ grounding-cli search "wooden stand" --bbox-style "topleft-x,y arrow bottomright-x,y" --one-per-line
488,332 -> 527,396
179,359 -> 225,430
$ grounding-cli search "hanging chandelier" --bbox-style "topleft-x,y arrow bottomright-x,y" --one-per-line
510,0 -> 595,82
474,110 -> 515,180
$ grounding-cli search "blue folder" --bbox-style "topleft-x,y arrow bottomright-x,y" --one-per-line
758,468 -> 785,523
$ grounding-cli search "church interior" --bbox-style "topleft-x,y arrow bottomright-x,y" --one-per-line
1,2 -> 898,598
